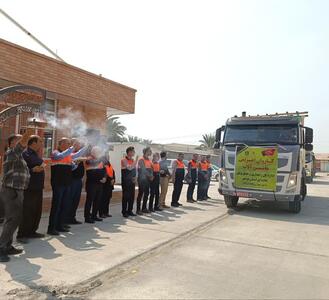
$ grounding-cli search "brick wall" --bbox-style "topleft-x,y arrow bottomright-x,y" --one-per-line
0,38 -> 136,113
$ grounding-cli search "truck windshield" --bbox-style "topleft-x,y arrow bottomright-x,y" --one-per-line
224,125 -> 299,145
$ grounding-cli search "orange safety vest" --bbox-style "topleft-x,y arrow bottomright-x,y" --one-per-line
139,157 -> 152,169
105,164 -> 114,178
199,161 -> 208,171
121,157 -> 135,169
152,162 -> 160,172
51,153 -> 72,166
189,160 -> 198,169
176,160 -> 185,169
207,161 -> 212,169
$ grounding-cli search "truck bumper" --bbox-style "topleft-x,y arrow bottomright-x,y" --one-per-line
220,188 -> 296,202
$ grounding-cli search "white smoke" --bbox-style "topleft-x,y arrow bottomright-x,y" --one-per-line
43,107 -> 109,154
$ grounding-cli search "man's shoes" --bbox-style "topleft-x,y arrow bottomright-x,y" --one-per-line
85,219 -> 95,224
69,219 -> 82,225
154,207 -> 163,211
105,214 -> 112,218
56,227 -> 70,233
0,250 -> 10,262
47,230 -> 60,236
7,246 -> 23,255
136,210 -> 143,215
100,214 -> 107,219
162,205 -> 170,209
149,208 -> 155,213
93,217 -> 103,222
178,203 -> 183,206
122,213 -> 129,218
207,196 -> 211,199
16,237 -> 29,244
171,203 -> 179,207
187,199 -> 194,203
29,232 -> 45,239
128,212 -> 136,216
142,209 -> 151,214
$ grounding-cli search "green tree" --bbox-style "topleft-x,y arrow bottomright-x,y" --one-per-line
126,135 -> 152,145
199,133 -> 216,149
107,117 -> 127,142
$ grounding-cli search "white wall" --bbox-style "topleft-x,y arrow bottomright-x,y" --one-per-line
109,143 -> 145,184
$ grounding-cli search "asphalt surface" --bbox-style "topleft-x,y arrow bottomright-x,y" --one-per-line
89,174 -> 329,299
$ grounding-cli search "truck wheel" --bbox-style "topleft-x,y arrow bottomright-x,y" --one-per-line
224,195 -> 239,208
289,196 -> 301,213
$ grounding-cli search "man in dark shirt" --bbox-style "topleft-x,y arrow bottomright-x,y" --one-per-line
0,129 -> 33,263
17,135 -> 45,243
136,147 -> 153,214
67,140 -> 86,225
84,146 -> 106,223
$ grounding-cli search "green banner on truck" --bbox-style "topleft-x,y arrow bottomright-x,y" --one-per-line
235,146 -> 278,191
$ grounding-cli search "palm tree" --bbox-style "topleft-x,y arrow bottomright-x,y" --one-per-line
107,117 -> 127,142
199,133 -> 216,149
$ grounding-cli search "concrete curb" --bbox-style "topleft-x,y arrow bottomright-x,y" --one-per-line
55,211 -> 229,298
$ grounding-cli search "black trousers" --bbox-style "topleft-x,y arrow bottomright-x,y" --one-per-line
136,179 -> 150,211
0,198 -> 4,222
67,178 -> 83,222
149,175 -> 160,210
197,174 -> 208,200
99,183 -> 113,216
48,185 -> 71,231
0,187 -> 23,251
84,183 -> 103,220
172,175 -> 184,204
122,181 -> 135,214
187,175 -> 197,200
17,189 -> 43,238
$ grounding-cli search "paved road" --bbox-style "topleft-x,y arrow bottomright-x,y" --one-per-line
89,175 -> 329,299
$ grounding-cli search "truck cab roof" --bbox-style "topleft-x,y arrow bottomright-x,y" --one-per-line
226,116 -> 301,126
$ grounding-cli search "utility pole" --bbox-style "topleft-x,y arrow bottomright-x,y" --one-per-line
0,8 -> 65,62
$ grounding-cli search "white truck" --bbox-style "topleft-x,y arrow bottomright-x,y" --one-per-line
214,112 -> 313,213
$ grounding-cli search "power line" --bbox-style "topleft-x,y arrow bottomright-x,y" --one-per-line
0,8 -> 65,62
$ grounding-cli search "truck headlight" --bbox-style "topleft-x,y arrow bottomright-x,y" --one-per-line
287,172 -> 298,188
220,168 -> 228,184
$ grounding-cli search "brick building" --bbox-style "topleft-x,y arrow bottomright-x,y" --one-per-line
0,38 -> 136,192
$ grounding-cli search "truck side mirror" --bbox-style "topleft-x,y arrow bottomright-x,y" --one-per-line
305,144 -> 313,151
305,127 -> 313,144
215,128 -> 222,142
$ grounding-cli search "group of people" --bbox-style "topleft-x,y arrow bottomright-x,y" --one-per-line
120,146 -> 212,217
0,131 -> 213,263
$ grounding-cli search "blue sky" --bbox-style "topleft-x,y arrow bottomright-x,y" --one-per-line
1,0 -> 328,151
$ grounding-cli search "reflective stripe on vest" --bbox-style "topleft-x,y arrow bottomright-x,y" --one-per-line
139,157 -> 152,169
199,162 -> 208,171
51,154 -> 72,166
106,165 -> 114,177
176,160 -> 185,169
189,160 -> 198,169
152,162 -> 160,172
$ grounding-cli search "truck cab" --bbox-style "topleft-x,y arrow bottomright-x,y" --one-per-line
214,112 -> 313,213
